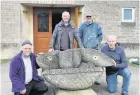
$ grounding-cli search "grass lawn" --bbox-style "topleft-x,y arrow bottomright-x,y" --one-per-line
128,62 -> 139,67
127,58 -> 139,67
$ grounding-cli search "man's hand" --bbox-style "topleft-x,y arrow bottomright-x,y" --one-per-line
114,62 -> 117,67
48,48 -> 54,52
111,59 -> 116,67
38,52 -> 44,54
20,88 -> 26,94
113,62 -> 117,67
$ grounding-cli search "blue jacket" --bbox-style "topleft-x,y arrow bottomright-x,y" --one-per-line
9,51 -> 44,92
101,44 -> 128,75
79,22 -> 103,49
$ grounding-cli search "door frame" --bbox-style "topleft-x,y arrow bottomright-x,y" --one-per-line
33,7 -> 79,53
33,7 -> 52,53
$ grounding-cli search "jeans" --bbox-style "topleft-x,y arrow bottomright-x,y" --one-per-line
106,67 -> 131,94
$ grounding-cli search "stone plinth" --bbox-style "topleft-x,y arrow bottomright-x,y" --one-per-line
56,88 -> 97,95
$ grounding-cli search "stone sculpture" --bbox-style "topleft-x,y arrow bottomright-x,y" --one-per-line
36,48 -> 116,90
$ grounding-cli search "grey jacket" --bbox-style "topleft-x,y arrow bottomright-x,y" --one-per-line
49,21 -> 83,50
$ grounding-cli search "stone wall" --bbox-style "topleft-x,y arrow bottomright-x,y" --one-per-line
1,0 -> 139,59
1,1 -> 21,59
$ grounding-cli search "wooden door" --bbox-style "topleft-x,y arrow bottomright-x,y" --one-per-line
33,7 -> 52,54
33,7 -> 79,54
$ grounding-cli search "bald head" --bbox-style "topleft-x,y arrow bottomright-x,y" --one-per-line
107,35 -> 117,41
107,35 -> 117,49
62,11 -> 70,22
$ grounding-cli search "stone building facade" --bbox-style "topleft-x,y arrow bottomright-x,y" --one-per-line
1,0 -> 139,59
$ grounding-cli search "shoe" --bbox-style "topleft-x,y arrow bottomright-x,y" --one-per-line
94,81 -> 100,85
122,93 -> 128,95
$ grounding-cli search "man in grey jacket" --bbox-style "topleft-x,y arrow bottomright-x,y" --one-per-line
49,11 -> 83,52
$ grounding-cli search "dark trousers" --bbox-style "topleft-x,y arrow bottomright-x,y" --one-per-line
14,80 -> 55,95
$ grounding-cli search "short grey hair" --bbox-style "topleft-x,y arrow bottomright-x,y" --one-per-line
62,11 -> 70,17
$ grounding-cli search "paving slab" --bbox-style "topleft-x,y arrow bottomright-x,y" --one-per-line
1,63 -> 139,95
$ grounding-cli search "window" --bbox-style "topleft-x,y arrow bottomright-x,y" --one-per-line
122,8 -> 135,22
38,12 -> 49,32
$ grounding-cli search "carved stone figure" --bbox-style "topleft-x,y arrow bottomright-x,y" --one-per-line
36,48 -> 115,90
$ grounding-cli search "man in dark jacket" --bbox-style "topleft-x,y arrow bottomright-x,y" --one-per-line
9,40 -> 55,95
49,11 -> 83,52
101,35 -> 131,95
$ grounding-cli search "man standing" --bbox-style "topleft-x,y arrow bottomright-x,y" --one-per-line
101,35 -> 131,95
79,13 -> 103,50
79,13 -> 103,85
9,40 -> 55,95
49,11 -> 83,52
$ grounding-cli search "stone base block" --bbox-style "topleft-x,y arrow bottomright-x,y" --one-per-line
56,88 -> 97,95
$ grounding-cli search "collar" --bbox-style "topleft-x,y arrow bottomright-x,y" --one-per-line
59,20 -> 72,27
106,44 -> 118,52
22,53 -> 30,59
85,21 -> 94,25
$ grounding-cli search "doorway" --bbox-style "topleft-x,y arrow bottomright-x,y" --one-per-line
52,13 -> 62,31
33,7 -> 79,54
52,8 -> 70,32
